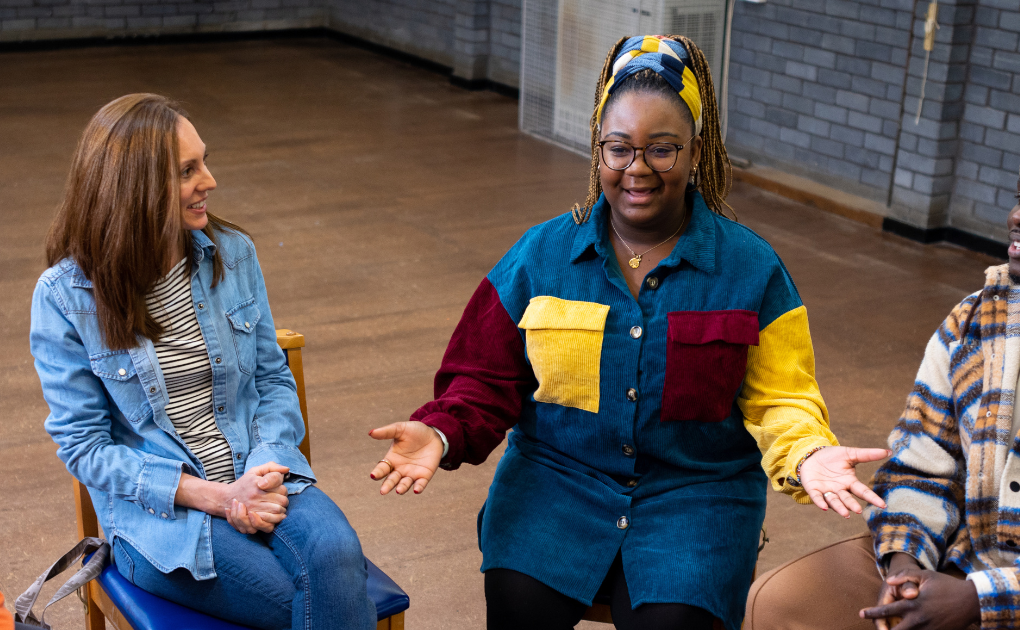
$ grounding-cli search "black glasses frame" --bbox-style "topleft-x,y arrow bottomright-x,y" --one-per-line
596,135 -> 697,172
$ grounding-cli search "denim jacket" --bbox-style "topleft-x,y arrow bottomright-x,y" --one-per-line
30,228 -> 315,580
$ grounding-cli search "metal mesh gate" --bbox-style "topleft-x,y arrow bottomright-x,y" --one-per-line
520,0 -> 727,156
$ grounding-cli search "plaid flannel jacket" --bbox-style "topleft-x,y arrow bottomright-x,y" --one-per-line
867,264 -> 1020,629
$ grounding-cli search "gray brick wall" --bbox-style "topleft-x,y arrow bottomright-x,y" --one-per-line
0,0 -> 520,88
329,0 -> 456,67
728,0 -> 1020,242
0,0 -> 328,41
726,0 -> 914,201
948,0 -> 1020,239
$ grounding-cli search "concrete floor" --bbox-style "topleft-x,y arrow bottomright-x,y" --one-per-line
0,37 -> 1005,629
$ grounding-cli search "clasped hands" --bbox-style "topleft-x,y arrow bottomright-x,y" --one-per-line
222,462 -> 290,534
859,553 -> 981,630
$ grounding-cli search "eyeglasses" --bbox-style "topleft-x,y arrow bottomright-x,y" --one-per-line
596,135 -> 696,172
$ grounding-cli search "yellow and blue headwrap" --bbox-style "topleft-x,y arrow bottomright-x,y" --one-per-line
594,35 -> 703,136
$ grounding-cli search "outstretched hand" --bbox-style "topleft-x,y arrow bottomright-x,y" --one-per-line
368,421 -> 444,496
799,446 -> 890,517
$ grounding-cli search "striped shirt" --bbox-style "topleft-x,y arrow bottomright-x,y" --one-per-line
147,259 -> 236,483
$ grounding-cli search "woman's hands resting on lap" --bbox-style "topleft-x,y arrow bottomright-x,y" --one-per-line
174,462 -> 291,534
797,446 -> 890,517
368,422 -> 444,495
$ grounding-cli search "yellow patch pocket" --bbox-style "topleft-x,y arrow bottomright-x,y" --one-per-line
518,296 -> 610,413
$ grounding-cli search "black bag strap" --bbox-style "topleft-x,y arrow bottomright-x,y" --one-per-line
14,537 -> 109,629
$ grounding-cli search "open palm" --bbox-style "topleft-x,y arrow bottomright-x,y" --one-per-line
368,421 -> 445,495
799,446 -> 890,517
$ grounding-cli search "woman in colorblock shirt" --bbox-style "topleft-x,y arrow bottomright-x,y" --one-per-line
370,36 -> 888,630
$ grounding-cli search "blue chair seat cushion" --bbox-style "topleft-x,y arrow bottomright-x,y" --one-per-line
94,555 -> 409,629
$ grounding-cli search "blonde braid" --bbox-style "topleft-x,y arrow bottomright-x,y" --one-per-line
572,35 -> 735,223
669,35 -> 734,219
572,36 -> 629,225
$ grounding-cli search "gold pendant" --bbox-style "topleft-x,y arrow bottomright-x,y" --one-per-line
628,256 -> 642,269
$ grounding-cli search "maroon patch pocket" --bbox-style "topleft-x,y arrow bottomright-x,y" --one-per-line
661,310 -> 760,422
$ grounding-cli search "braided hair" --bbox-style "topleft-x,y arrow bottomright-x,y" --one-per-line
571,35 -> 734,224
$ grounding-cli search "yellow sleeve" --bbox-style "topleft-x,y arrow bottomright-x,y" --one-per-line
738,305 -> 838,503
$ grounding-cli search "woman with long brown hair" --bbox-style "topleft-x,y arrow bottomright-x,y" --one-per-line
31,93 -> 376,630
368,35 -> 889,630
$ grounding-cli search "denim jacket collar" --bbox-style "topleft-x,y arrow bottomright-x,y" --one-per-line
68,230 -> 216,289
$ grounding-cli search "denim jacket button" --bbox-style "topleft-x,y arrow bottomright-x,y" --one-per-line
160,513 -> 168,519
215,358 -> 222,364
118,368 -> 126,376
236,453 -> 242,460
218,406 -> 224,412
149,386 -> 156,393
198,303 -> 205,309
148,508 -> 155,514
244,322 -> 250,329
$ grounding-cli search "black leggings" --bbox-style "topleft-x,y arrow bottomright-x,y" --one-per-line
484,553 -> 716,630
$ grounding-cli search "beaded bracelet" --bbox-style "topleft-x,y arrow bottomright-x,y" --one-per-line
784,445 -> 828,488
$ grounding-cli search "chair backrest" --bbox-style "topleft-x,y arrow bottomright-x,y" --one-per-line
73,329 -> 310,539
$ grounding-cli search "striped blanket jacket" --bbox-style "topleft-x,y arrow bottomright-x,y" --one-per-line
867,264 -> 1020,628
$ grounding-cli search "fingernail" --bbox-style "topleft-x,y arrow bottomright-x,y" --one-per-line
370,474 -> 376,480
414,489 -> 420,494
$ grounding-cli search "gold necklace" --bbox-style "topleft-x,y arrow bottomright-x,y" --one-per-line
609,212 -> 689,269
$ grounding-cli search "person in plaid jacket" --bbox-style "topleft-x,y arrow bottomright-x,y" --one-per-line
746,178 -> 1020,630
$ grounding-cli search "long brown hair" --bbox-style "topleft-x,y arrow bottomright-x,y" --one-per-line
46,93 -> 246,350
572,35 -> 734,223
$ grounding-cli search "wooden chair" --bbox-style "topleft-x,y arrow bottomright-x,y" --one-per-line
580,526 -> 768,629
72,329 -> 409,630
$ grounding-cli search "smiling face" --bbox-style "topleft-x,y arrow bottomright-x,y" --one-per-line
177,116 -> 216,232
1008,174 -> 1020,277
598,91 -> 702,232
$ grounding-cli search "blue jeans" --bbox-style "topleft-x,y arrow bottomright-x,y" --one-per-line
113,486 -> 376,630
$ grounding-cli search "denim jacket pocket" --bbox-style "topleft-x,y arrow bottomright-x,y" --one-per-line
518,296 -> 610,413
662,310 -> 759,423
89,351 -> 148,423
226,299 -> 261,375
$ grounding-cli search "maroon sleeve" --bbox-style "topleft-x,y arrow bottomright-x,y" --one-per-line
411,277 -> 536,469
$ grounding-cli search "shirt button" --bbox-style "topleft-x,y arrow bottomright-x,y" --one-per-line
236,453 -> 243,460
626,388 -> 638,402
994,295 -> 1001,301
198,303 -> 205,309
118,368 -> 126,376
617,516 -> 630,530
630,326 -> 642,339
1011,481 -> 1020,492
161,512 -> 168,519
218,406 -> 224,412
645,276 -> 659,289
626,479 -> 638,488
244,322 -> 250,329
215,357 -> 222,364
149,386 -> 156,393
622,444 -> 635,457
987,411 -> 993,418
148,508 -> 155,514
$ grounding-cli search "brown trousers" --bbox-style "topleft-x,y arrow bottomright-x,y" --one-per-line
744,534 -> 974,630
